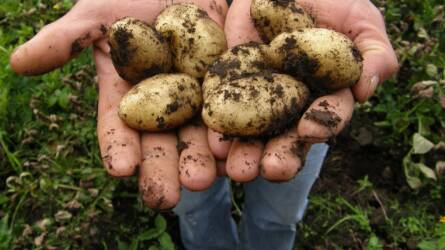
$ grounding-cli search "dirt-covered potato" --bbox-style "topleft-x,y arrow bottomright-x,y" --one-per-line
155,4 -> 227,78
118,74 -> 202,131
202,73 -> 309,136
267,28 -> 363,91
203,43 -> 268,98
108,17 -> 172,84
251,0 -> 314,42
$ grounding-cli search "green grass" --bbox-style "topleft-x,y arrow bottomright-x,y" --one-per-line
0,0 -> 444,249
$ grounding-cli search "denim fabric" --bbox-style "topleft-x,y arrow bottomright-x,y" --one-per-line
173,143 -> 329,250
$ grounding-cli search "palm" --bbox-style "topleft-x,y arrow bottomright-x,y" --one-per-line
10,0 -> 228,209
207,0 -> 398,182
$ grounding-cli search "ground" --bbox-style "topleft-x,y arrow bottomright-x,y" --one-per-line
0,0 -> 444,249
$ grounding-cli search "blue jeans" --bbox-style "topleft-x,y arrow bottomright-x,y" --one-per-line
173,143 -> 329,250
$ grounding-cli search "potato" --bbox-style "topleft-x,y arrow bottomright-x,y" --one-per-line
203,43 -> 268,98
118,74 -> 202,131
267,28 -> 363,91
202,73 -> 309,136
251,0 -> 314,42
155,4 -> 227,78
108,17 -> 172,84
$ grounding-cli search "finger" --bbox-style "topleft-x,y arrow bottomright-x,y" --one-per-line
10,2 -> 107,75
193,0 -> 229,27
178,123 -> 217,191
348,4 -> 398,102
207,129 -> 232,160
139,132 -> 181,210
94,47 -> 140,177
349,2 -> 398,103
298,88 -> 354,143
224,0 -> 261,47
260,127 -> 304,182
226,139 -> 264,182
352,45 -> 398,102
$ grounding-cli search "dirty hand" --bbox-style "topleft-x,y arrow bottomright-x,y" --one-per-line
10,0 -> 228,210
208,0 -> 398,182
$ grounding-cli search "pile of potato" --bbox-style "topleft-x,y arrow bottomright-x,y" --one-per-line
108,4 -> 227,131
202,0 -> 363,136
109,0 -> 363,138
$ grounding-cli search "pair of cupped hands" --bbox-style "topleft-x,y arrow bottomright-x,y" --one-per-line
11,0 -> 398,209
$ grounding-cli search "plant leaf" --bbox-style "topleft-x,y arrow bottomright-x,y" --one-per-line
437,236 -> 445,250
417,240 -> 436,250
158,232 -> 175,250
406,175 -> 422,189
154,215 -> 167,232
367,234 -> 383,250
403,151 -> 423,189
137,228 -> 163,242
413,133 -> 434,154
426,64 -> 438,77
416,163 -> 437,180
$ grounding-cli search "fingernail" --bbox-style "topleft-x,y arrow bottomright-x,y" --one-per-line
365,75 -> 380,99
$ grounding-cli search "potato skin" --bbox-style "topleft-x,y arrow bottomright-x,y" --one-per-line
203,43 -> 268,98
251,0 -> 314,42
108,17 -> 172,84
202,73 -> 309,136
118,74 -> 202,131
267,28 -> 363,91
155,4 -> 227,78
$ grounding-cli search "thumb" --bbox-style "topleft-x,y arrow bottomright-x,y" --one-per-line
352,41 -> 398,102
10,1 -> 107,75
345,3 -> 399,103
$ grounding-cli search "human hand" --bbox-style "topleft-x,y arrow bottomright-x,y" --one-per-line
208,0 -> 398,182
10,0 -> 228,209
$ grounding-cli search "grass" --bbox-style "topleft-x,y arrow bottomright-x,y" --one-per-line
0,0 -> 444,249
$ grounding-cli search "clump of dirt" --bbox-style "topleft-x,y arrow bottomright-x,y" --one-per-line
304,108 -> 342,128
165,100 -> 180,115
290,139 -> 305,157
156,116 -> 166,129
100,24 -> 108,35
351,45 -> 363,63
109,27 -> 135,67
209,58 -> 241,79
142,65 -> 163,80
270,0 -> 296,8
71,33 -> 91,56
265,97 -> 300,136
176,141 -> 189,153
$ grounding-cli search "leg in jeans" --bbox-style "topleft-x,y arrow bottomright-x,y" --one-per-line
173,177 -> 239,250
238,143 -> 329,250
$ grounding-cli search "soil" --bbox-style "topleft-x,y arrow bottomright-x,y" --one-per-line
304,108 -> 342,128
351,45 -> 363,63
209,58 -> 241,79
176,141 -> 189,153
165,100 -> 180,115
100,24 -> 108,35
265,96 -> 300,136
156,116 -> 166,129
70,33 -> 91,56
